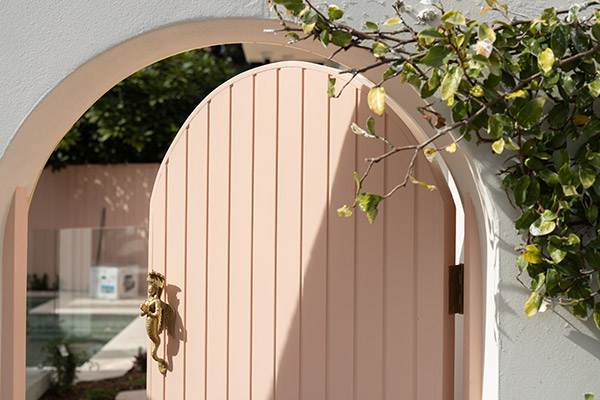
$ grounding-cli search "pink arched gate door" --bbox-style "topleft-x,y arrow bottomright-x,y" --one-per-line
148,61 -> 456,399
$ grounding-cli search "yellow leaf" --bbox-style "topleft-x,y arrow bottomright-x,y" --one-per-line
302,22 -> 316,34
505,90 -> 525,99
445,143 -> 457,153
368,87 -> 386,116
479,7 -> 493,13
573,114 -> 591,126
424,147 -> 437,162
525,292 -> 542,317
500,3 -> 508,11
492,138 -> 505,154
409,175 -> 436,191
384,17 -> 400,26
337,205 -> 353,217
523,244 -> 542,264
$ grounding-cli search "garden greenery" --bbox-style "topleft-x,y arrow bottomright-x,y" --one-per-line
269,0 -> 600,325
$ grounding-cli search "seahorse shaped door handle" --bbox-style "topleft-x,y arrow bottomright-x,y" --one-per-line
141,271 -> 175,375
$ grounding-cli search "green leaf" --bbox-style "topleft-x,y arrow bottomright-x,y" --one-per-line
470,85 -> 484,97
525,179 -> 540,207
514,175 -> 530,206
585,393 -> 594,400
593,23 -> 600,41
579,165 -> 596,189
337,205 -> 352,217
515,209 -> 538,230
531,272 -> 545,292
328,5 -> 344,20
320,30 -> 329,47
546,268 -> 559,293
524,157 -> 544,171
368,87 -> 386,116
551,24 -> 569,58
492,138 -> 505,154
452,101 -> 467,122
562,185 -> 579,197
529,217 -> 556,236
516,97 -> 545,129
488,113 -> 514,139
418,28 -> 446,42
548,243 -> 567,264
421,45 -> 451,68
589,77 -> 600,98
441,10 -> 466,25
366,117 -> 375,135
367,208 -> 379,224
560,73 -> 576,97
525,292 -> 542,317
517,254 -> 529,271
540,170 -> 560,185
537,48 -> 555,74
594,303 -> 600,330
582,118 -> 600,137
421,69 -> 442,98
353,171 -> 361,193
356,193 -> 383,219
553,148 -> 569,169
542,209 -> 557,221
285,32 -> 300,42
588,204 -> 598,223
547,103 -> 570,127
372,42 -> 388,57
331,30 -> 352,47
524,244 -> 542,264
327,77 -> 336,98
441,66 -> 463,101
365,21 -> 378,31
478,22 -> 496,43
558,163 -> 573,185
505,137 -> 520,150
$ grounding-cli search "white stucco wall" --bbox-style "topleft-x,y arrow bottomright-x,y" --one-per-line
1,0 -> 599,399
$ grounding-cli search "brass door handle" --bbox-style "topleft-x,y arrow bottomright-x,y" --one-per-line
141,271 -> 175,375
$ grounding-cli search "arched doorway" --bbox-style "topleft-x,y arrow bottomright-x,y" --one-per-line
1,19 -> 490,400
149,61 -> 454,399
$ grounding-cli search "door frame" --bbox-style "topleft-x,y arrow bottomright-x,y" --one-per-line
1,18 -> 494,400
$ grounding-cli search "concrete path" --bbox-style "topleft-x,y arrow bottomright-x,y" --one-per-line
116,389 -> 146,399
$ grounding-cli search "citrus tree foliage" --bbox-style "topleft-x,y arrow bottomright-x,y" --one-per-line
48,45 -> 254,170
269,0 -> 600,325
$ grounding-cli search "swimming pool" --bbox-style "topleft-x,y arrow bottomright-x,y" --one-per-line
26,294 -> 137,367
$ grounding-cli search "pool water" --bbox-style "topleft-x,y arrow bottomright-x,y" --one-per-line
26,295 -> 136,367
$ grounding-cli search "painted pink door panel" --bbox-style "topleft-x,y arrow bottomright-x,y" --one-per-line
148,61 -> 455,400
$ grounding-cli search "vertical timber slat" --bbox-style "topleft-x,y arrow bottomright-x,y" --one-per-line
206,86 -> 231,400
300,68 -> 328,400
275,67 -> 302,400
185,106 -> 209,400
229,78 -> 254,400
326,80 -> 356,400
252,69 -> 277,400
149,169 -> 166,398
164,135 -> 188,399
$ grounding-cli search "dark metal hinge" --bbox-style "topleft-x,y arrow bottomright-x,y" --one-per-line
448,263 -> 464,315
